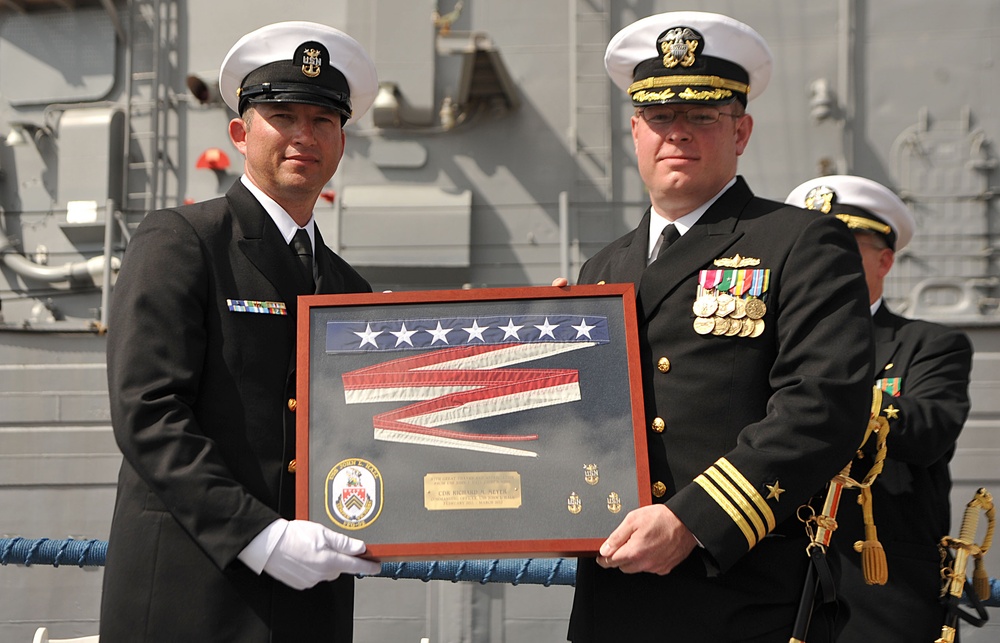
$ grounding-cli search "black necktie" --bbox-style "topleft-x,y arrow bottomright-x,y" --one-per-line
656,224 -> 681,260
290,228 -> 314,289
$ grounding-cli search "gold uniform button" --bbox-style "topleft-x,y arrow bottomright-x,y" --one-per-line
287,398 -> 297,412
652,481 -> 667,498
657,357 -> 670,373
651,417 -> 665,433
287,459 -> 297,474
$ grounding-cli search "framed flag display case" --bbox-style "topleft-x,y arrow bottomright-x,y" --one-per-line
296,284 -> 650,560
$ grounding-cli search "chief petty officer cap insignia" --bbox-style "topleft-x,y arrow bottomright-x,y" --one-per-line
605,11 -> 773,107
219,21 -> 378,124
785,175 -> 916,251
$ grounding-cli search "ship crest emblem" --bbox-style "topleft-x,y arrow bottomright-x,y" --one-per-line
326,458 -> 383,530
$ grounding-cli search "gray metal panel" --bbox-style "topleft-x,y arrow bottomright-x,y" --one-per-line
0,426 -> 119,486
370,0 -> 436,125
339,185 -> 473,267
500,584 -> 573,643
0,360 -> 109,425
354,578 -> 432,640
56,107 -> 125,213
0,9 -> 116,105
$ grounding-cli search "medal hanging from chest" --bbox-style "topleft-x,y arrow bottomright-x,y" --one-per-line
692,267 -> 769,337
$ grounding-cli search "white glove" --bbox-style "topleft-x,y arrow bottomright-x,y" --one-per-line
261,519 -> 382,590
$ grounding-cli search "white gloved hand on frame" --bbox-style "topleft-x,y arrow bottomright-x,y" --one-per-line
261,519 -> 381,590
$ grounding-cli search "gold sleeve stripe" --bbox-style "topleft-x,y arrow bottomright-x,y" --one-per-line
694,474 -> 756,549
716,458 -> 776,531
704,467 -> 766,542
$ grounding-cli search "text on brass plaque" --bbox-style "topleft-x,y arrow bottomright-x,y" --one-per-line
424,471 -> 522,510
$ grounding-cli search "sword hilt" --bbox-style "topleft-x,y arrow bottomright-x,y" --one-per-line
937,488 -> 995,642
934,624 -> 957,643
941,488 -> 994,601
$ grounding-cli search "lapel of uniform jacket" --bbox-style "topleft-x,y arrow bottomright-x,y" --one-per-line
602,209 -> 653,289
872,303 -> 901,373
635,178 -> 752,323
229,182 -> 306,322
313,226 -> 346,295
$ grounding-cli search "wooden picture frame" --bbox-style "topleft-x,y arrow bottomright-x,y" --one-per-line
296,284 -> 649,560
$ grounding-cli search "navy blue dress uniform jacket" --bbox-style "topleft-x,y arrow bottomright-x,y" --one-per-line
835,303 -> 973,643
101,181 -> 371,642
568,178 -> 875,642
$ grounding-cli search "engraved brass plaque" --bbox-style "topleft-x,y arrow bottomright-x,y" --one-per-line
424,471 -> 522,511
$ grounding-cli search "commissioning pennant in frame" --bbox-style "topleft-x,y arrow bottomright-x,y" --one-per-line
326,314 -> 610,458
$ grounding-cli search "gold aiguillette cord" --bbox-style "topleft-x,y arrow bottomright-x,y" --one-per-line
789,386 -> 889,643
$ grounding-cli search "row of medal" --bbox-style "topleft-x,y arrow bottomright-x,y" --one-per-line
692,286 -> 767,337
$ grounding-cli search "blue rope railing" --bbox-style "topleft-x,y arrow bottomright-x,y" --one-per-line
0,537 -> 107,568
0,537 -> 577,586
371,557 -> 576,586
6,537 -> 1000,604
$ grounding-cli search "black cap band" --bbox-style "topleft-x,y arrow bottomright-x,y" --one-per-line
628,26 -> 751,106
238,79 -> 352,116
630,56 -> 749,106
237,40 -> 352,117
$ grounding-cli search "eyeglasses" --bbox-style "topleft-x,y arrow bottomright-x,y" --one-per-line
637,105 -> 741,126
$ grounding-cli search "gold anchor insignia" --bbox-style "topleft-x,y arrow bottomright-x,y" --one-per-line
567,492 -> 582,515
301,48 -> 322,78
713,254 -> 761,268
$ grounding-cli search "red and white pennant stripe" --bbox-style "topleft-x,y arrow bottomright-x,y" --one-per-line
342,341 -> 592,457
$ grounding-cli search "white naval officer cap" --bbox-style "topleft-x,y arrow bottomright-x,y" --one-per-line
219,21 -> 378,124
605,11 -> 773,107
785,175 -> 916,251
